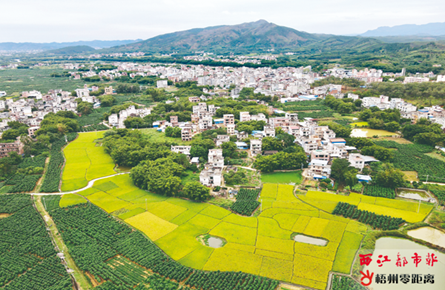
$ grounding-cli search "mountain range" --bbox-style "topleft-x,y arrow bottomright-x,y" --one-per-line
105,20 -> 384,54
2,20 -> 445,54
0,39 -> 141,52
361,22 -> 445,37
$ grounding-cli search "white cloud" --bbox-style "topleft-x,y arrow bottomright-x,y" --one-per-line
0,0 -> 444,42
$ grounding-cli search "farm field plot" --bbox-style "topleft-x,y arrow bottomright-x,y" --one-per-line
261,171 -> 302,184
304,190 -> 433,223
59,194 -> 87,207
351,128 -> 399,137
0,194 -> 72,289
62,140 -> 402,289
61,131 -> 115,191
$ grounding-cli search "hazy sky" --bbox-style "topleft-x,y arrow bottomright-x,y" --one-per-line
1,0 -> 445,42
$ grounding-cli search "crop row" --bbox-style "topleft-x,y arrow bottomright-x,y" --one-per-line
363,185 -> 395,199
9,174 -> 42,193
40,133 -> 77,192
230,188 -> 261,216
0,194 -> 71,289
17,155 -> 47,169
332,202 -> 405,230
49,203 -> 279,290
374,141 -> 445,182
331,275 -> 366,290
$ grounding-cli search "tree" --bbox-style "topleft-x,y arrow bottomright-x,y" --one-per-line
190,145 -> 207,159
375,164 -> 405,188
344,168 -> 359,187
359,109 -> 372,121
330,159 -> 352,185
165,126 -> 182,138
77,101 -> 93,115
1,129 -> 20,140
262,137 -> 284,151
276,133 -> 295,148
368,118 -> 385,129
182,182 -> 210,201
99,95 -> 116,107
221,141 -> 237,158
253,156 -> 279,173
385,121 -> 400,132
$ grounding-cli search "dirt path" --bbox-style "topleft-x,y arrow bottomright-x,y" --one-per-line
34,195 -> 92,290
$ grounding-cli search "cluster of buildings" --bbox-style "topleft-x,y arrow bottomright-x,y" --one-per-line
359,94 -> 445,129
0,89 -> 79,134
108,105 -> 152,128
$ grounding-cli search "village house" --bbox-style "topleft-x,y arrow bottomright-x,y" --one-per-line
216,135 -> 230,147
171,145 -> 191,156
250,139 -> 262,157
0,137 -> 24,158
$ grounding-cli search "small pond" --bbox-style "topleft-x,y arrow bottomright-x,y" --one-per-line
408,227 -> 445,248
363,237 -> 445,290
293,234 -> 327,246
207,237 -> 224,248
397,189 -> 435,202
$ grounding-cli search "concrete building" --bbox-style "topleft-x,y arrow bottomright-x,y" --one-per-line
0,137 -> 24,158
181,126 -> 192,141
171,145 -> 191,156
200,166 -> 222,187
239,112 -> 251,122
250,139 -> 262,157
223,114 -> 235,127
216,135 -> 230,147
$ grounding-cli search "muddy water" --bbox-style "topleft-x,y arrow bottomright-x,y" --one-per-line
293,234 -> 327,246
408,227 -> 445,248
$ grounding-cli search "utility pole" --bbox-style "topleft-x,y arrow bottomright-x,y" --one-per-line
426,175 -> 429,183
417,199 -> 421,213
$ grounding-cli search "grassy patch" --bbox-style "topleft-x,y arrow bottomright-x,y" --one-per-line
259,256 -> 293,283
261,171 -> 302,184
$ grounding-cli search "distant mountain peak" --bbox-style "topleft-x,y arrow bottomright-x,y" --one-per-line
361,22 -> 445,37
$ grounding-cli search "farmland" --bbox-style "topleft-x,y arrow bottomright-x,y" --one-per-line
61,131 -> 116,191
375,140 -> 445,182
350,128 -> 399,137
70,178 -> 368,289
0,194 -> 72,289
54,138 -> 439,289
260,171 -> 303,184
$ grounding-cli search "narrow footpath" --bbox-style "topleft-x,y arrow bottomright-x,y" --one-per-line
34,195 -> 92,290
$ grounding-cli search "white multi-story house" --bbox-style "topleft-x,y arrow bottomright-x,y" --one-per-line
171,145 -> 191,156
226,124 -> 235,135
263,124 -> 275,137
208,149 -> 224,168
349,153 -> 365,170
200,166 -> 222,187
223,114 -> 235,127
216,135 -> 230,147
250,139 -> 262,157
239,112 -> 251,122
308,160 -> 331,178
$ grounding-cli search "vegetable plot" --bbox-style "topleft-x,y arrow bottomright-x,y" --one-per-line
230,188 -> 261,216
333,202 -> 405,230
363,185 -> 395,199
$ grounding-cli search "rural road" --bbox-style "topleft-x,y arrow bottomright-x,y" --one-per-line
31,173 -> 129,196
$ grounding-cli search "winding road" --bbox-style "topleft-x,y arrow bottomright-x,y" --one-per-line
31,173 -> 129,196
